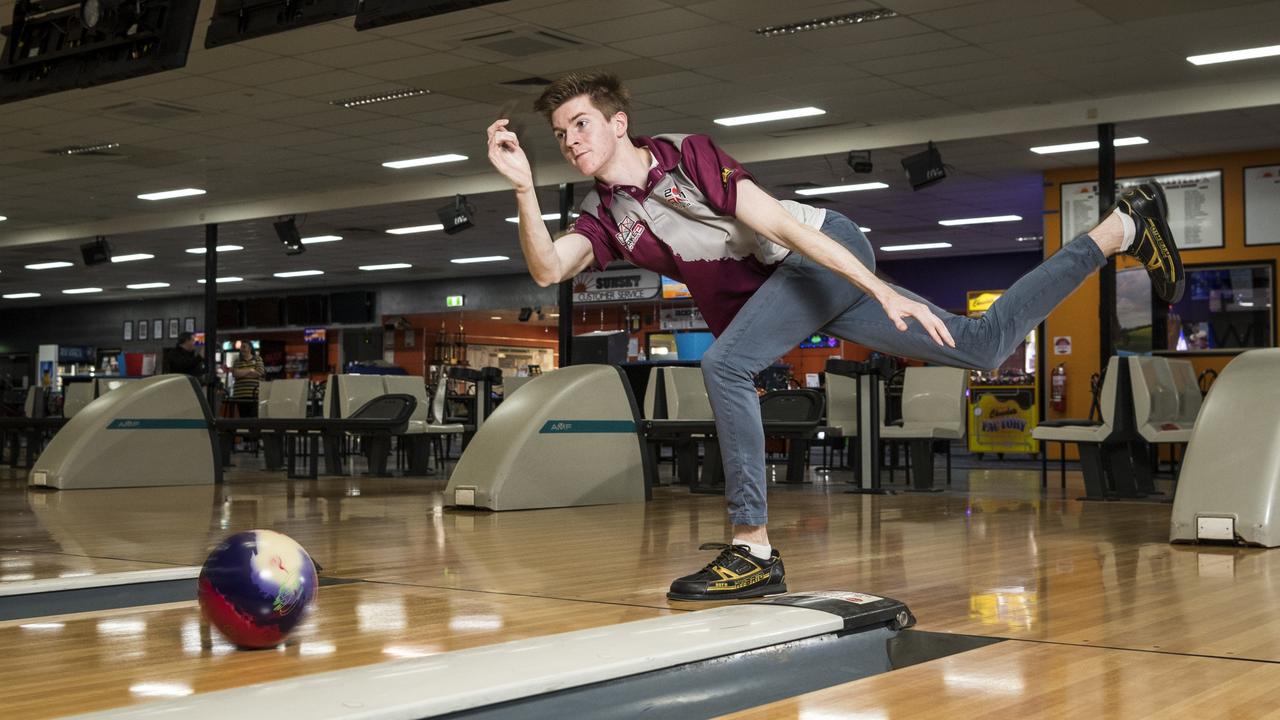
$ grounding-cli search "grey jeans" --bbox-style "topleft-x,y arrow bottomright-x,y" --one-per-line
701,211 -> 1107,525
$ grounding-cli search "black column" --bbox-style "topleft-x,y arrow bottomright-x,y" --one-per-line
557,182 -> 574,367
1097,123 -> 1116,371
203,223 -> 218,408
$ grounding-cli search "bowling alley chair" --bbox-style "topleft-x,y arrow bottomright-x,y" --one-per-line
1129,356 -> 1193,481
1167,359 -> 1204,427
259,379 -> 309,471
62,381 -> 95,419
381,375 -> 462,475
822,371 -> 858,470
422,377 -> 465,469
878,366 -> 967,491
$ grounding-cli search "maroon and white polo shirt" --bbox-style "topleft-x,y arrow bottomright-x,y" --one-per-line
569,134 -> 825,336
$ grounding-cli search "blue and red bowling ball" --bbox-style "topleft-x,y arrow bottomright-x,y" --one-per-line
197,529 -> 318,649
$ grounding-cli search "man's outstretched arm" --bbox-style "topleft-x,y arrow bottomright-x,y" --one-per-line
734,179 -> 955,348
487,119 -> 594,286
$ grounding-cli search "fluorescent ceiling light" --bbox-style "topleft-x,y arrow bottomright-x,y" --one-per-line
756,9 -> 899,38
386,224 -> 444,235
300,235 -> 342,244
273,270 -> 324,278
62,287 -> 103,294
880,242 -> 953,252
714,107 -> 825,127
137,188 -> 206,201
450,255 -> 509,264
1030,137 -> 1148,154
505,212 -> 579,223
860,227 -> 871,232
3,292 -> 40,299
185,245 -> 243,254
938,215 -> 1022,226
490,316 -> 502,320
1187,44 -> 1280,66
126,282 -> 170,290
359,263 -> 412,271
0,215 -> 7,221
25,261 -> 73,270
111,253 -> 155,263
795,182 -> 888,196
197,277 -> 244,284
332,87 -> 428,108
382,154 -> 467,169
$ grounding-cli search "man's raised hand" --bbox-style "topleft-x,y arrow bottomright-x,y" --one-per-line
486,118 -> 533,193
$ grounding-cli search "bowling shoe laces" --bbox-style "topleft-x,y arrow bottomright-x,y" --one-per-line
1113,180 -> 1184,304
667,543 -> 787,601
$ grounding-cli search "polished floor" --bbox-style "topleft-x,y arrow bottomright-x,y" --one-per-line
2,449 -> 1277,719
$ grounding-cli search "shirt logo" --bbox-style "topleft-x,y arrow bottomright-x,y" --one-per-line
615,216 -> 645,251
721,167 -> 735,186
663,184 -> 691,209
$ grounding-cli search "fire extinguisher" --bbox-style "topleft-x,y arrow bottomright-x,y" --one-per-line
1050,363 -> 1067,413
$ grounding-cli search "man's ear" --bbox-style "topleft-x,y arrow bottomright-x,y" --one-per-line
613,111 -> 629,138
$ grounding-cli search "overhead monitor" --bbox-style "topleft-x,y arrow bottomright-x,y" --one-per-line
354,0 -> 509,31
205,0 -> 358,49
0,0 -> 201,105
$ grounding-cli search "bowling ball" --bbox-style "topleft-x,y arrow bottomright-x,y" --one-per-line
197,529 -> 318,649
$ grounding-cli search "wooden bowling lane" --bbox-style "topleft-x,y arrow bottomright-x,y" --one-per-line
0,581 -> 673,720
719,639 -> 1280,719
0,549 -> 187,584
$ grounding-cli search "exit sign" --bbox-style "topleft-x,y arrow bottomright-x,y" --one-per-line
446,294 -> 465,308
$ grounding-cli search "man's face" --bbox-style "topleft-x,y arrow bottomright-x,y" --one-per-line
550,95 -> 623,177
181,339 -> 195,352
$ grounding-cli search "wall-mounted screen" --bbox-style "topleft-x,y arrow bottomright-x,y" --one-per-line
1160,262 -> 1274,352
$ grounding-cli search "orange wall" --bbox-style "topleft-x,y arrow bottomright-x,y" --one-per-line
387,314 -> 559,376
1043,147 -> 1280,457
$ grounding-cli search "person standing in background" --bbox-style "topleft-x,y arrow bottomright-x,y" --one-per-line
230,342 -> 265,418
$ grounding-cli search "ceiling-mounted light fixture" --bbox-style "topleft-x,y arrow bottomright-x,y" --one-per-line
755,9 -> 899,38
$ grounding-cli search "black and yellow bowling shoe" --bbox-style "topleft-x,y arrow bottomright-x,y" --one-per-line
666,543 -> 787,601
1115,180 -> 1184,303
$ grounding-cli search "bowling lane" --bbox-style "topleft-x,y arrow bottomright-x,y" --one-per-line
0,581 -> 674,720
718,639 -> 1280,719
0,550 -> 188,584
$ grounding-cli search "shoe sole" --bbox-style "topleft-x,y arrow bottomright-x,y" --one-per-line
1135,182 -> 1185,304
666,583 -> 788,602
